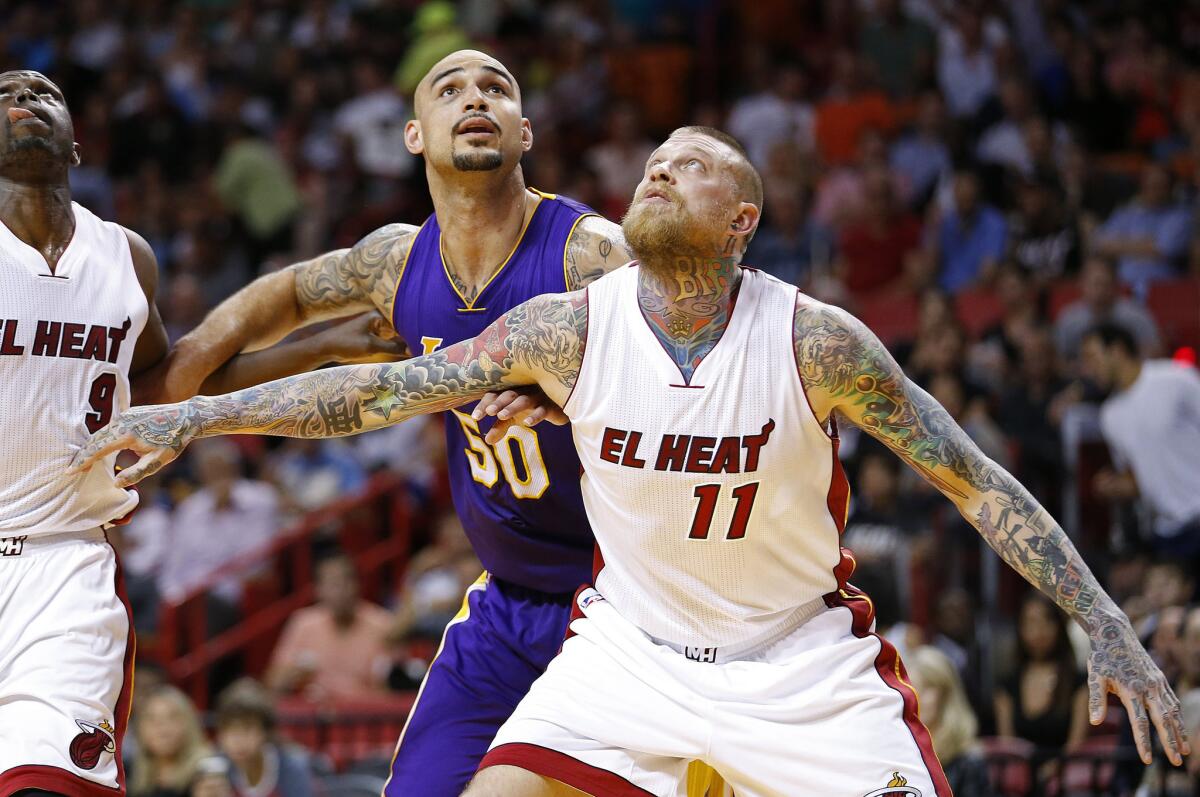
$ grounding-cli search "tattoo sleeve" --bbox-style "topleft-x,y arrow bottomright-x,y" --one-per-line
178,292 -> 587,441
793,301 -> 1124,635
564,216 -> 633,290
292,223 -> 419,321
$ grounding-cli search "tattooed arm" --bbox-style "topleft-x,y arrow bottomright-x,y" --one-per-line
72,291 -> 588,479
142,224 -> 418,402
793,298 -> 1190,767
564,215 -> 633,290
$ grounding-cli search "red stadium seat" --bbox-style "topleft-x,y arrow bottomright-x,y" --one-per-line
1147,277 -> 1200,350
954,288 -> 1006,339
979,736 -> 1035,797
1046,280 -> 1082,320
856,292 -> 919,347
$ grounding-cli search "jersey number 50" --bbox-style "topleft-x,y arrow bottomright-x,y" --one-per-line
452,409 -> 550,500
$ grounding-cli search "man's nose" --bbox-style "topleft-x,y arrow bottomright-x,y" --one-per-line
462,85 -> 489,113
649,161 -> 673,183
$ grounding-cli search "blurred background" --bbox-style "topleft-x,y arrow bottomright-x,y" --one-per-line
4,0 -> 1199,794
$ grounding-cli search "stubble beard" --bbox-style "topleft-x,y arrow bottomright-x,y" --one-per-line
451,146 -> 504,172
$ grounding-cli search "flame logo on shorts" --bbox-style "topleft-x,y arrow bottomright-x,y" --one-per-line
862,772 -> 922,797
69,719 -> 116,770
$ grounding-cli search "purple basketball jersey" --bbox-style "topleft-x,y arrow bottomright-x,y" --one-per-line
392,191 -> 596,593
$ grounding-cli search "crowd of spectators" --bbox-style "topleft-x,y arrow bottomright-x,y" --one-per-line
7,0 -> 1200,793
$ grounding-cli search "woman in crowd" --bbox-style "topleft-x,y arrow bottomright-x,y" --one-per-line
906,646 -> 991,795
994,593 -> 1089,765
129,685 -> 214,797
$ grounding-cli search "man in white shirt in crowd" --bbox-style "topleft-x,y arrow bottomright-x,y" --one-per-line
160,437 -> 282,604
1084,324 -> 1200,566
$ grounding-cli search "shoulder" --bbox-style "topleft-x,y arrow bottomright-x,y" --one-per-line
564,215 -> 634,290
350,222 -> 422,266
119,225 -> 160,299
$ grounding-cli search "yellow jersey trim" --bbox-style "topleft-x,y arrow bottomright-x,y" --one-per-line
441,192 -> 546,310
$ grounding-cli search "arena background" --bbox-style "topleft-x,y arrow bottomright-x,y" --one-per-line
4,0 -> 1199,794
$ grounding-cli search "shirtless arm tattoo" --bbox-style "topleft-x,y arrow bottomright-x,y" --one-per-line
794,300 -> 1189,764
72,292 -> 588,479
564,215 -> 633,290
292,223 -> 419,320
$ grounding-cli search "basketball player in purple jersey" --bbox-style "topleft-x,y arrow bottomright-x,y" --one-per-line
144,51 -> 733,796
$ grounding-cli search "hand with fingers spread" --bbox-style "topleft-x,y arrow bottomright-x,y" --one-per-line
472,387 -> 569,445
69,402 -> 203,488
1087,610 -> 1191,766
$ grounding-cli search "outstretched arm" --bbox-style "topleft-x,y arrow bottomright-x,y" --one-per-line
143,224 -> 417,402
793,298 -> 1190,767
72,292 -> 588,485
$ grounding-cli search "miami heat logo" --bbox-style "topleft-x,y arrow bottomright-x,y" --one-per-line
69,719 -> 116,770
863,772 -> 922,797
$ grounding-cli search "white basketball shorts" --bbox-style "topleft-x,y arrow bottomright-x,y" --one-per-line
0,529 -> 134,796
479,585 -> 952,797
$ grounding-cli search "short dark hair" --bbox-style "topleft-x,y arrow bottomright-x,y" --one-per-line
672,125 -> 764,213
1085,322 -> 1138,357
214,678 -> 276,732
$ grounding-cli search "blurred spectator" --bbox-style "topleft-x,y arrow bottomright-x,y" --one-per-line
110,76 -> 195,184
928,370 -> 1010,470
814,50 -> 897,168
858,0 -> 934,100
835,167 -> 921,298
889,91 -> 952,209
1084,325 -> 1200,564
266,553 -> 392,702
159,439 -> 282,604
584,101 -> 657,219
188,756 -> 236,797
726,61 -> 814,172
744,184 -> 829,286
333,59 -> 414,183
975,77 -> 1044,176
270,439 -> 366,512
1093,163 -> 1192,294
997,327 -> 1068,513
214,124 -> 302,266
129,685 -> 214,797
932,167 -> 1008,293
391,512 -> 482,644
994,594 -> 1088,764
393,1 -> 473,97
1007,172 -> 1079,282
1136,688 -> 1200,796
1054,255 -> 1161,362
214,679 -> 314,797
1178,607 -> 1200,694
936,6 -> 1008,121
905,646 -> 991,795
975,262 -> 1044,384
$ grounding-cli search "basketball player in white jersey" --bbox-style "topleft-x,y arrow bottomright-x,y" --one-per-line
0,70 -> 169,797
76,126 -> 1189,796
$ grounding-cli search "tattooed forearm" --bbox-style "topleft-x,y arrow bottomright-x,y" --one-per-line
564,216 -> 632,290
93,292 -> 588,467
292,223 -> 418,320
793,301 -> 1122,633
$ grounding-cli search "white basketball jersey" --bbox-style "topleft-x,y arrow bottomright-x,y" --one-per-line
0,203 -> 148,535
564,265 -> 852,649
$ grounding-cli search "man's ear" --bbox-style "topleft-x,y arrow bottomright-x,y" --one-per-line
70,142 -> 82,167
404,120 -> 424,155
732,201 -> 760,240
520,118 -> 533,152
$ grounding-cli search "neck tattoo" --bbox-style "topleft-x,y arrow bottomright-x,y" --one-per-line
638,255 -> 741,384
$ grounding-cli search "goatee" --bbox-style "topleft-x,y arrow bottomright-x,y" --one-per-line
452,150 -> 504,172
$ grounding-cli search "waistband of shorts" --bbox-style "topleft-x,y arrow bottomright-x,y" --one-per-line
490,575 -> 580,605
0,527 -> 107,556
649,596 -> 828,663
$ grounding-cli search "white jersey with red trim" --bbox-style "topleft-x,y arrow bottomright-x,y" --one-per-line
0,202 -> 147,536
563,265 -> 852,650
